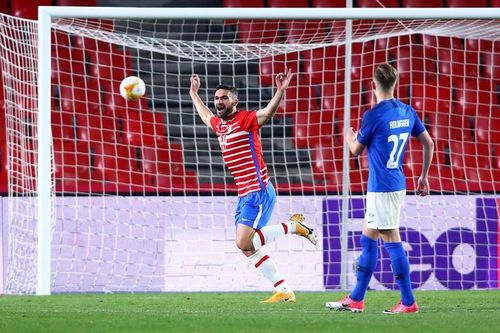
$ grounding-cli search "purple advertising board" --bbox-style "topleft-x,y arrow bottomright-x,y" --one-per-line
323,196 -> 498,290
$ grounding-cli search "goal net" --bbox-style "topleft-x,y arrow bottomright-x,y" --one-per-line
0,8 -> 498,294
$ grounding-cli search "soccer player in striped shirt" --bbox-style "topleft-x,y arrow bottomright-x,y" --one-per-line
189,69 -> 317,303
325,63 -> 434,314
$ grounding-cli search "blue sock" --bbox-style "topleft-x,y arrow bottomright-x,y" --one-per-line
384,242 -> 415,306
350,235 -> 378,301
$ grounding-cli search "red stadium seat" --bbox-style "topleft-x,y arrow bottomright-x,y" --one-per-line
6,143 -> 37,191
448,141 -> 482,180
0,143 -> 6,193
52,110 -> 75,140
53,141 -> 90,183
11,0 -> 51,19
474,112 -> 489,144
410,83 -> 431,116
437,48 -> 465,83
311,141 -> 342,182
123,110 -> 167,147
421,140 -> 459,192
454,79 -> 495,116
404,145 -> 423,191
267,0 -> 307,6
481,41 -> 500,82
73,36 -> 112,55
350,80 -> 368,110
474,108 -> 500,145
143,143 -> 197,191
280,84 -> 317,116
59,79 -> 102,115
223,0 -> 263,6
302,46 -> 338,85
493,145 -> 500,171
76,113 -> 119,143
421,35 -> 462,60
422,35 -> 462,50
52,31 -> 72,47
446,0 -> 487,7
373,36 -> 418,67
474,142 -> 492,169
426,111 -> 472,145
401,0 -> 442,6
88,48 -> 133,83
410,79 -> 452,116
312,0 -> 345,6
142,145 -> 183,177
321,81 -> 371,132
317,144 -> 347,191
0,70 -> 4,110
0,1 -> 7,13
350,42 -> 374,82
491,0 -> 500,6
454,141 -> 492,192
393,45 -> 436,84
56,0 -> 97,5
349,167 -> 369,193
69,166 -> 106,193
465,167 -> 496,192
294,108 -> 321,149
52,45 -> 87,84
259,52 -> 300,86
320,83 -> 344,113
0,111 -> 5,144
287,85 -> 320,148
356,0 -> 398,7
319,83 -> 345,144
464,50 -> 480,79
92,142 -> 136,184
464,39 -> 480,53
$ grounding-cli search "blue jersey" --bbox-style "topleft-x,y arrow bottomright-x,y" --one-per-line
357,99 -> 426,192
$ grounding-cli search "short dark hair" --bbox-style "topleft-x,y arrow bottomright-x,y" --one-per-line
215,84 -> 238,98
374,63 -> 398,92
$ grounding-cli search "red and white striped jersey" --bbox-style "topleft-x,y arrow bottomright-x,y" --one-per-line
210,110 -> 270,197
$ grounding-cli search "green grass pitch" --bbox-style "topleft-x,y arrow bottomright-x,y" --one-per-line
0,290 -> 498,333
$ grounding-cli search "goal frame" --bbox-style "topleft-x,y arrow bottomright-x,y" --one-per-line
37,6 -> 500,295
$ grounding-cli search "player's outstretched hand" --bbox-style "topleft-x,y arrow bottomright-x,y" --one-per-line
416,176 -> 430,196
190,74 -> 201,95
275,67 -> 293,91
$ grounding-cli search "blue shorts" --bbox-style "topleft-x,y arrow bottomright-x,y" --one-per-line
235,182 -> 276,230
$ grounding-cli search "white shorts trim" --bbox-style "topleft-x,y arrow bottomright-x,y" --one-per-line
252,204 -> 263,229
365,190 -> 406,230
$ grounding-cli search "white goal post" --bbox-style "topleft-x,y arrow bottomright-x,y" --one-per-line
2,6 -> 492,295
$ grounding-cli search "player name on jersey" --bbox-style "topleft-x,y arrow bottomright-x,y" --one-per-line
389,119 -> 410,129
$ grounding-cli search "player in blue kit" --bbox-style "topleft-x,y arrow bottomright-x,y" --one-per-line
325,63 -> 434,314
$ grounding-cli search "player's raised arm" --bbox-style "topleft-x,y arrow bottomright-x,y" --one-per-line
256,68 -> 294,126
189,74 -> 214,127
415,130 -> 434,196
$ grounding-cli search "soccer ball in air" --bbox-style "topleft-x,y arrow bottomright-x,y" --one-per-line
119,76 -> 146,101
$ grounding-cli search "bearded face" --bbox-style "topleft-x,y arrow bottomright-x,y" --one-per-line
214,89 -> 237,120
